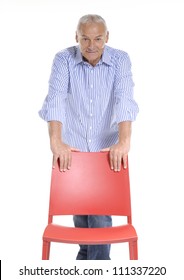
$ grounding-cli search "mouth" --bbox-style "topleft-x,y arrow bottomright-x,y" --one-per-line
86,51 -> 97,54
86,49 -> 97,53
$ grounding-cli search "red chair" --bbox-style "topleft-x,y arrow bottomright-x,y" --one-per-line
42,152 -> 138,260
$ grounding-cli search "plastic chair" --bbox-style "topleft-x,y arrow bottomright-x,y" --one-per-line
42,152 -> 138,260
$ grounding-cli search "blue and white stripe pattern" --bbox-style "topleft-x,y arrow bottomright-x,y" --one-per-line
39,45 -> 139,152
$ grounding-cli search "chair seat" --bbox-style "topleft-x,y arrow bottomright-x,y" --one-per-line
43,223 -> 138,244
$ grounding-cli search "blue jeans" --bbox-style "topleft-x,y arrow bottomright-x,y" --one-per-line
73,215 -> 112,260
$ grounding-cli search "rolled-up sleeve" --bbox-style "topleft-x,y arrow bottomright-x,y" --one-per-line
114,53 -> 139,123
38,53 -> 69,123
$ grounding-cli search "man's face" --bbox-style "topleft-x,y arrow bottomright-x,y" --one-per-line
76,22 -> 109,66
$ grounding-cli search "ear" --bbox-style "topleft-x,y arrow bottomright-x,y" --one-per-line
75,32 -> 78,43
105,31 -> 109,43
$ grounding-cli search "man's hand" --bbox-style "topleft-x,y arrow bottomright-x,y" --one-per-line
101,141 -> 130,171
51,139 -> 80,171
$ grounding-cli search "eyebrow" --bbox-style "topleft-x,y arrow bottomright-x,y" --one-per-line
81,35 -> 103,38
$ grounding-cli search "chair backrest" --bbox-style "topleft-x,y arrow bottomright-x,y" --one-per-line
48,152 -> 132,218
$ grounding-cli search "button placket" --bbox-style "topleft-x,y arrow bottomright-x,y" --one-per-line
88,67 -> 94,143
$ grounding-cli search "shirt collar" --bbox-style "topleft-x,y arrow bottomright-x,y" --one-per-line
75,46 -> 83,64
101,46 -> 112,66
75,45 -> 112,66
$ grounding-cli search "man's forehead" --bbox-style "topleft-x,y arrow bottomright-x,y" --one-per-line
80,22 -> 105,31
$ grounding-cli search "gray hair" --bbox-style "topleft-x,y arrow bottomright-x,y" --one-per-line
77,14 -> 108,34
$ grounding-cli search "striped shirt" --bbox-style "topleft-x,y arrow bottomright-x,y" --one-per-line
39,45 -> 139,152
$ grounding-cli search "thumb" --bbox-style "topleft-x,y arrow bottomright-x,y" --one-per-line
52,155 -> 58,169
71,147 -> 80,152
100,147 -> 110,152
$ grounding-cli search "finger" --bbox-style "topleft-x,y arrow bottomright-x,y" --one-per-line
62,153 -> 69,172
117,155 -> 122,172
68,152 -> 72,169
123,154 -> 128,169
59,155 -> 65,171
113,155 -> 118,172
109,151 -> 114,170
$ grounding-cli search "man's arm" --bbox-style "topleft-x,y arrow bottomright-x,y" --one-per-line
48,121 -> 79,171
101,52 -> 138,171
101,121 -> 131,171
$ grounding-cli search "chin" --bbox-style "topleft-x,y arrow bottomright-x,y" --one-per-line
87,53 -> 98,60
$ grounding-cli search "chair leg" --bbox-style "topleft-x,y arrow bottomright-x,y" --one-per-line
42,240 -> 51,260
129,240 -> 138,260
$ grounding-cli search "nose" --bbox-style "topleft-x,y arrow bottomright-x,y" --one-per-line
88,40 -> 95,50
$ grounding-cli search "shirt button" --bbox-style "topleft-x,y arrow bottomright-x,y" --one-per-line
90,126 -> 92,130
90,84 -> 93,88
89,139 -> 91,143
90,99 -> 93,103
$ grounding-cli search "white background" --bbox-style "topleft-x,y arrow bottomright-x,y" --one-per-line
0,0 -> 184,279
